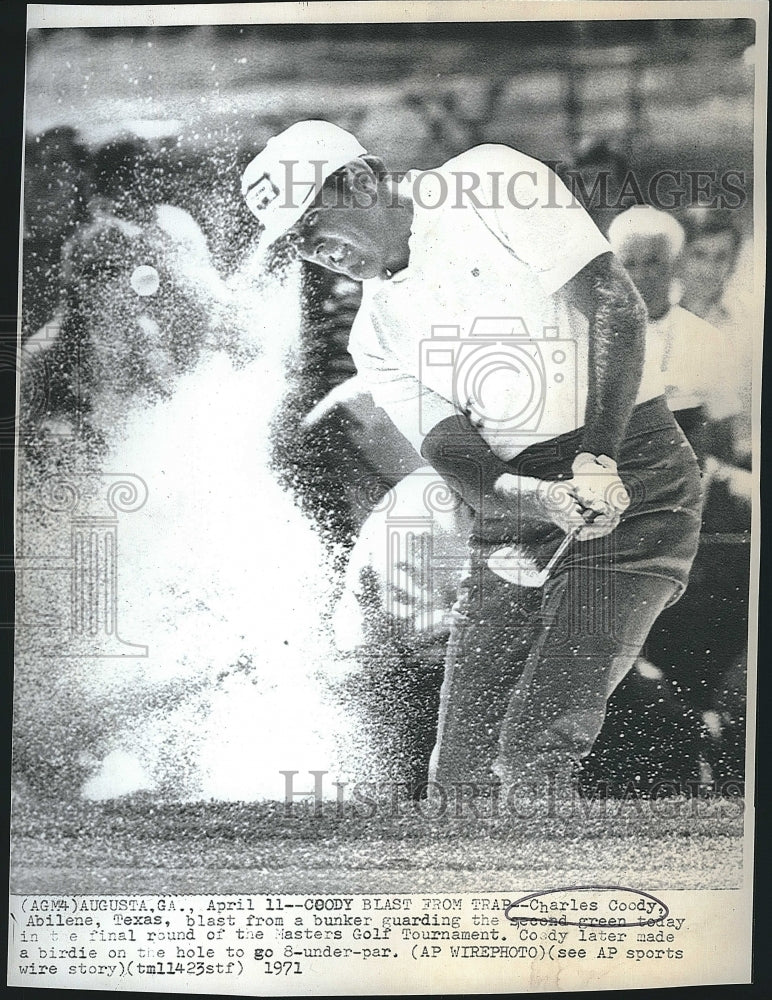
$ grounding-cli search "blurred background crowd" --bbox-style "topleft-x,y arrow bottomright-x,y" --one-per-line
20,18 -> 756,797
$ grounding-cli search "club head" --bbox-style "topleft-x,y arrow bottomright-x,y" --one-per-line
487,546 -> 547,587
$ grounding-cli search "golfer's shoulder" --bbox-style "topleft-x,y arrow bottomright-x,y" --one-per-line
434,145 -> 561,211
437,142 -> 546,178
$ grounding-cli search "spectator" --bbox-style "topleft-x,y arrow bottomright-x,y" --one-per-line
608,204 -> 750,784
569,137 -> 632,234
607,204 -> 742,448
22,127 -> 92,338
678,206 -> 753,445
679,207 -> 746,327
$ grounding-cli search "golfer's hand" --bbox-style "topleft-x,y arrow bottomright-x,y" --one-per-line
569,452 -> 631,539
533,479 -> 591,536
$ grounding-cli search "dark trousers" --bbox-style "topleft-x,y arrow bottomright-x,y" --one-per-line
428,545 -> 679,788
428,397 -> 702,790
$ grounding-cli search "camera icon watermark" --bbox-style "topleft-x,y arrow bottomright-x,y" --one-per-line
419,317 -> 578,448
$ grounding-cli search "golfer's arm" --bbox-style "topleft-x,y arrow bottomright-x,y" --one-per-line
420,411 -> 509,510
420,412 -> 543,518
562,252 -> 647,461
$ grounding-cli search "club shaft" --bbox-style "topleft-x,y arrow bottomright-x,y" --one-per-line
541,525 -> 582,578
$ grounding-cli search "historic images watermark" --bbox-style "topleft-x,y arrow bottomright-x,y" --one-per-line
266,160 -> 747,214
278,770 -> 745,821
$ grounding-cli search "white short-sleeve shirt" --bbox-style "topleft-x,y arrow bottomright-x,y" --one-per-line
639,304 -> 742,418
347,144 -> 615,459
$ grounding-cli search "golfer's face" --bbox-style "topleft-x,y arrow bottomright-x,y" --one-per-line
291,202 -> 385,281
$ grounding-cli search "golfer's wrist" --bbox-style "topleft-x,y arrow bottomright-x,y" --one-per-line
492,474 -> 553,523
572,451 -> 618,474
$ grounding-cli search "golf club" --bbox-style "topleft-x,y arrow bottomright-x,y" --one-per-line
487,524 -> 582,587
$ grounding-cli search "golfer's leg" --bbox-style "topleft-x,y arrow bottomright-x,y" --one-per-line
495,568 -> 679,787
429,548 -> 541,790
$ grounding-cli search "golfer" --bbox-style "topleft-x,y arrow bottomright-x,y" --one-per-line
241,121 -> 703,798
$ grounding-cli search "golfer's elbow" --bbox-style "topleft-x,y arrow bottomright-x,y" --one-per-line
598,256 -> 647,335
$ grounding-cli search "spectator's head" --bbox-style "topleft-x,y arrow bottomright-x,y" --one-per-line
678,207 -> 743,312
92,135 -> 156,214
574,137 -> 629,189
29,126 -> 85,170
608,205 -> 685,320
24,126 -> 91,241
570,138 -> 631,232
56,205 -> 229,408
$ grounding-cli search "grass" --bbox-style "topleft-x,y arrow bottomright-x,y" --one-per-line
10,792 -> 746,895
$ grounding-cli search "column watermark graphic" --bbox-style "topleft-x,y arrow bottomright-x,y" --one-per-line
17,473 -> 149,657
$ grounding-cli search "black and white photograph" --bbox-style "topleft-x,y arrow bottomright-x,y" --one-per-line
8,2 -> 764,993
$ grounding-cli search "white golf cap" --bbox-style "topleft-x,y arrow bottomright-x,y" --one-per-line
241,120 -> 367,247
